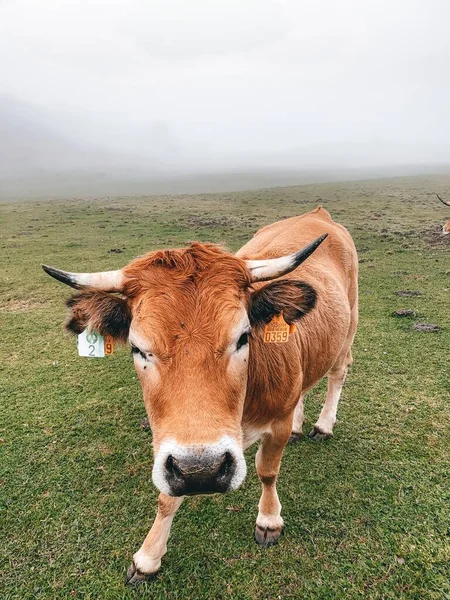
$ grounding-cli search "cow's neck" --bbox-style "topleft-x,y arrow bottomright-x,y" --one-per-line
242,335 -> 304,434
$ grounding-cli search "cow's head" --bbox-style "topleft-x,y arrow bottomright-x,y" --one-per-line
43,235 -> 326,496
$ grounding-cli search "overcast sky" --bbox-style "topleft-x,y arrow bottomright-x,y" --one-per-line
1,0 -> 450,172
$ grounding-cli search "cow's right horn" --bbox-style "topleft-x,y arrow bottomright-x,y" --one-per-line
42,265 -> 124,292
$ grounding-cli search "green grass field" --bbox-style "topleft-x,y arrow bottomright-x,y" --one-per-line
1,175 -> 449,599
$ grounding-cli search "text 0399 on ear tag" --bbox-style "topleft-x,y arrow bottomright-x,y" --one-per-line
77,330 -> 114,357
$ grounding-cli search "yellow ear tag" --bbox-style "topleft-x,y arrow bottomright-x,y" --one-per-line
263,312 -> 291,344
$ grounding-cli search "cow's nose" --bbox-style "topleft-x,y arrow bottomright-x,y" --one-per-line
164,450 -> 236,496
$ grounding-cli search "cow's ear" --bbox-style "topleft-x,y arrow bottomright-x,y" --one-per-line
249,280 -> 317,327
65,291 -> 131,342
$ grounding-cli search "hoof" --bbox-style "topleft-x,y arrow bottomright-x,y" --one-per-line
288,432 -> 303,444
125,560 -> 156,586
254,524 -> 284,547
308,426 -> 333,441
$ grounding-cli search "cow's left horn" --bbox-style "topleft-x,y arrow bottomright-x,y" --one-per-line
42,265 -> 124,291
246,233 -> 328,282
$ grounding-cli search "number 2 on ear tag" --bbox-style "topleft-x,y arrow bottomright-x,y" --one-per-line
263,312 -> 291,344
77,330 -> 114,357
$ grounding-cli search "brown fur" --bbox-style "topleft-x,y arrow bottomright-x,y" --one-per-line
123,242 -> 251,298
436,195 -> 450,234
443,219 -> 450,235
238,207 -> 358,431
259,475 -> 277,486
249,280 -> 317,326
66,291 -> 131,342
60,207 -> 358,577
65,208 -> 358,449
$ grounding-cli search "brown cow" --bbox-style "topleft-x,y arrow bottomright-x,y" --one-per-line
436,194 -> 450,235
42,207 -> 358,583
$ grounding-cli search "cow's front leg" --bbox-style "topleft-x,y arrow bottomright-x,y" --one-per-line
254,418 -> 291,547
126,494 -> 184,585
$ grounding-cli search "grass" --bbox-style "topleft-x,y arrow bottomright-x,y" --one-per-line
1,175 -> 449,599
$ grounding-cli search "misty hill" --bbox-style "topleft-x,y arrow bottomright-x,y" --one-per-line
0,96 -> 129,176
1,95 -> 450,200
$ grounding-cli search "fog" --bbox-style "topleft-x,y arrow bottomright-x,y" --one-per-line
1,0 -> 450,196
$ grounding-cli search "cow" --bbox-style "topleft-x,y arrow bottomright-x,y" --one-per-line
42,206 -> 358,584
436,194 -> 450,235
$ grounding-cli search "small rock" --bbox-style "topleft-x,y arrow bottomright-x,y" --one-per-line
412,323 -> 441,332
108,248 -> 123,254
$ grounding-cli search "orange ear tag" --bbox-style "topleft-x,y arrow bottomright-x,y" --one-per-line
104,334 -> 114,355
263,312 -> 291,344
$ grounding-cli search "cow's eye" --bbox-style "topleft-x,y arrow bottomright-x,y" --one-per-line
131,345 -> 151,361
236,331 -> 250,351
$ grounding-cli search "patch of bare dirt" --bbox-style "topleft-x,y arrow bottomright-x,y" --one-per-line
0,299 -> 49,313
392,309 -> 417,318
390,229 -> 419,238
185,215 -> 238,228
183,214 -> 261,230
427,224 -> 450,247
395,290 -> 422,297
403,274 -> 426,281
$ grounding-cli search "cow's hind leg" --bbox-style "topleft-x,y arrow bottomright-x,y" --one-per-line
288,393 -> 305,443
309,349 -> 352,441
126,494 -> 183,585
255,417 -> 291,546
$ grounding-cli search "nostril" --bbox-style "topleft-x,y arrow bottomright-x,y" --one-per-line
218,451 -> 234,479
165,455 -> 182,479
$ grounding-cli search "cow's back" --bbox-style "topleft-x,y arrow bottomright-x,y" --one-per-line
236,207 -> 357,307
